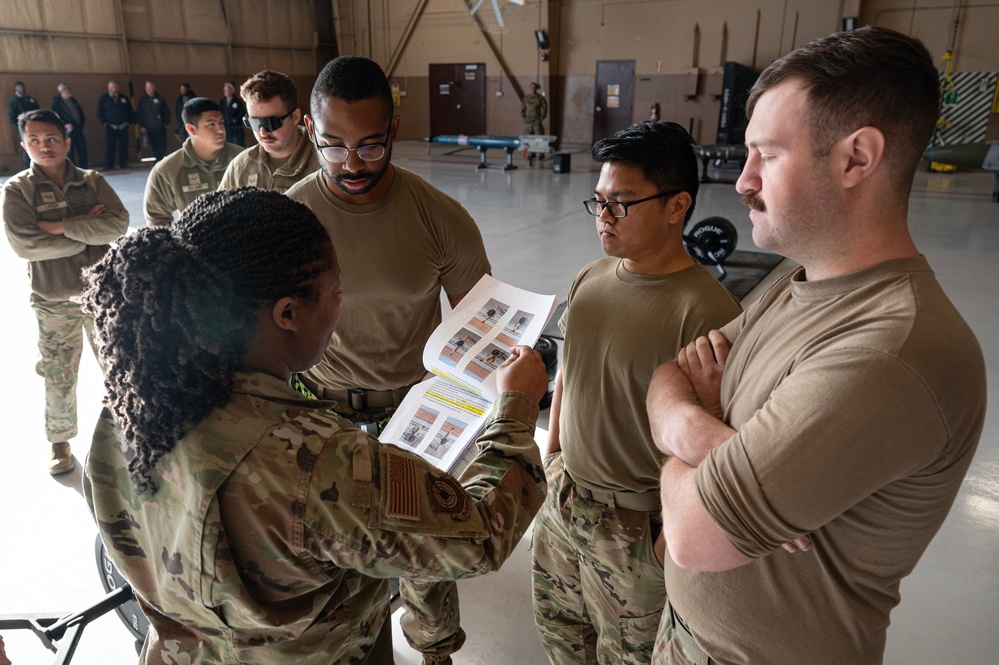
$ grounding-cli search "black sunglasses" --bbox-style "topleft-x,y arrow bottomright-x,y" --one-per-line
243,109 -> 296,133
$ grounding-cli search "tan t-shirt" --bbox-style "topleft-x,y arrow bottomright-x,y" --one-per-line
559,258 -> 742,493
286,167 -> 490,391
663,256 -> 987,665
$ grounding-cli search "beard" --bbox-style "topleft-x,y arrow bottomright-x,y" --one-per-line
322,143 -> 393,198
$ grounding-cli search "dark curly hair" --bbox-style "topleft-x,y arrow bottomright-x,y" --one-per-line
81,188 -> 335,493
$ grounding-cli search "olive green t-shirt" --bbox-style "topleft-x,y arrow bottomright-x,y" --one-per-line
286,167 -> 490,392
559,258 -> 742,493
663,257 -> 986,664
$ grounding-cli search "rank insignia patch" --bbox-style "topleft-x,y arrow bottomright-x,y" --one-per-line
426,473 -> 470,520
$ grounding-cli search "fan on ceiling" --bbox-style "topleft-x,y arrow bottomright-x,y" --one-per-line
464,0 -> 540,34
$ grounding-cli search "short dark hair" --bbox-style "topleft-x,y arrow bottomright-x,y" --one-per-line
18,108 -> 67,139
591,120 -> 701,223
311,56 -> 393,120
747,26 -> 939,194
14,80 -> 24,88
241,70 -> 298,113
82,188 -> 336,493
182,97 -> 221,126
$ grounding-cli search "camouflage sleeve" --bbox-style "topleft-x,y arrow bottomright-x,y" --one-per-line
304,390 -> 546,581
60,174 -> 130,244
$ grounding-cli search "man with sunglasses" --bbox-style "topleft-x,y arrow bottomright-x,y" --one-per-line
219,70 -> 318,193
286,55 -> 491,665
144,97 -> 243,226
531,120 -> 741,664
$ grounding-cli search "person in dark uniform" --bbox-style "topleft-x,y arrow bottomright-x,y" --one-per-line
174,83 -> 196,142
51,84 -> 88,168
96,80 -> 134,170
7,81 -> 39,170
136,80 -> 171,162
220,82 -> 246,147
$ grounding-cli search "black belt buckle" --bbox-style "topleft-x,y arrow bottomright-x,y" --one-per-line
347,388 -> 367,411
353,419 -> 380,436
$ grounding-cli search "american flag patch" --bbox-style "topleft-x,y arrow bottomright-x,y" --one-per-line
386,453 -> 420,521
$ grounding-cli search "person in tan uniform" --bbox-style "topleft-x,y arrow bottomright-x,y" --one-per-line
531,121 -> 742,664
1,109 -> 128,473
646,27 -> 987,665
286,55 -> 491,665
143,97 -> 243,226
219,70 -> 319,193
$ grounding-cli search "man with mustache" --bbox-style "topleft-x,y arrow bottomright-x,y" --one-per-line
646,27 -> 987,664
1,108 -> 128,474
286,55 -> 491,665
219,70 -> 319,193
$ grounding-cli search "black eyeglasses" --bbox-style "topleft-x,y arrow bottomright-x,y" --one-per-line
583,190 -> 682,218
311,122 -> 393,163
243,109 -> 296,133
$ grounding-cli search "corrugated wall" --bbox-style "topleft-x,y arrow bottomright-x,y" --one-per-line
1,0 -> 319,172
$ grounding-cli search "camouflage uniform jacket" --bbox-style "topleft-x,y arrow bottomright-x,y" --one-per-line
521,93 -> 548,123
1,162 -> 128,300
218,126 -> 319,193
144,137 -> 244,226
84,372 -> 547,664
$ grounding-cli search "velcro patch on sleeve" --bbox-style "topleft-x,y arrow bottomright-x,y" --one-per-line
425,473 -> 471,521
385,452 -> 420,521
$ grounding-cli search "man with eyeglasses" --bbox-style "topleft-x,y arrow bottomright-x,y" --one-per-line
219,70 -> 318,193
531,120 -> 741,664
286,55 -> 491,665
144,97 -> 243,226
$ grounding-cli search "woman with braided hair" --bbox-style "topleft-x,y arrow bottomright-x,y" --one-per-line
82,187 -> 550,664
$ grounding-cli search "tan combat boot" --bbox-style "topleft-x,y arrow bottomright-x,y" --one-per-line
49,441 -> 75,475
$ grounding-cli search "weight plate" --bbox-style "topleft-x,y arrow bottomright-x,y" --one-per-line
685,217 -> 738,264
534,335 -> 559,410
95,534 -> 150,642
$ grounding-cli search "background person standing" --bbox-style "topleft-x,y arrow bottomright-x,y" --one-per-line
221,82 -> 246,147
51,83 -> 88,168
96,80 -> 134,170
174,82 -> 196,142
7,81 -> 39,170
136,80 -> 171,162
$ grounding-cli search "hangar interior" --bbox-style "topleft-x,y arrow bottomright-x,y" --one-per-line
1,1 -> 998,664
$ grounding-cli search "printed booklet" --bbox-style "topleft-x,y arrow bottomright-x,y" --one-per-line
378,274 -> 559,472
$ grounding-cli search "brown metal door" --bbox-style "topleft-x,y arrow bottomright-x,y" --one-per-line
593,60 -> 635,143
429,63 -> 486,138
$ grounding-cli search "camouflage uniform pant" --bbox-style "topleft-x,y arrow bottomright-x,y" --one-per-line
651,602 -> 718,665
399,578 -> 466,657
524,121 -> 545,135
30,296 -> 96,443
532,451 -> 665,664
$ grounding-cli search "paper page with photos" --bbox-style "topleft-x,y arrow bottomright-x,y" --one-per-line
422,274 -> 559,401
378,375 -> 492,471
379,274 -> 559,471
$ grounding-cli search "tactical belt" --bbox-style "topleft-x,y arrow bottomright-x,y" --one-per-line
566,468 -> 661,512
326,386 -> 409,412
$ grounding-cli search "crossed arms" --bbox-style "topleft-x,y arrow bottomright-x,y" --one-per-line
648,331 -> 810,572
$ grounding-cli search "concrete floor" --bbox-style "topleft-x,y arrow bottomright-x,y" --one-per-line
0,141 -> 997,664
